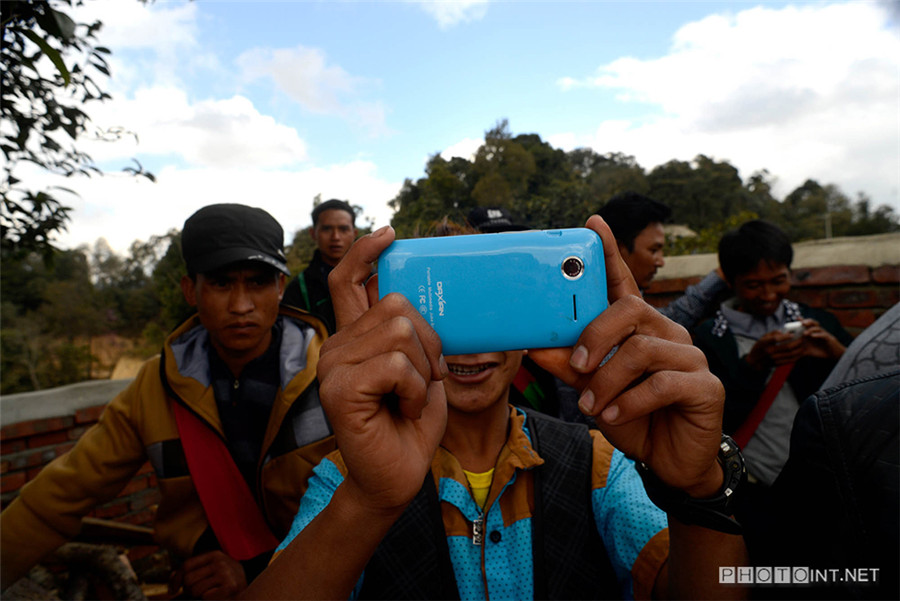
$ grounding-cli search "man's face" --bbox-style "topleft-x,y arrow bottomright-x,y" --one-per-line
312,209 -> 356,267
619,222 -> 665,290
181,264 -> 285,365
731,260 -> 791,318
443,351 -> 525,414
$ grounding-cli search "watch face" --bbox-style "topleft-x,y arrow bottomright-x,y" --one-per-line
719,435 -> 747,500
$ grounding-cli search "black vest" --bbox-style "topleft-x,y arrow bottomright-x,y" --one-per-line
358,410 -> 620,599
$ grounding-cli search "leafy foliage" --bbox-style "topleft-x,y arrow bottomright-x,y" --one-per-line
0,231 -> 188,394
1,0 -> 153,264
389,121 -> 900,244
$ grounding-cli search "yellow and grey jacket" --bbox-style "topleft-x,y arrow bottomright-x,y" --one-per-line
0,308 -> 335,588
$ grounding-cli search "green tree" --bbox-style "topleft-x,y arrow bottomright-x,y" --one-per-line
90,237 -> 164,337
150,230 -> 191,334
387,120 -> 896,253
647,155 -> 745,230
779,180 -> 847,241
0,247 -> 101,392
741,170 -> 780,222
471,120 -> 537,210
845,194 -> 900,236
666,210 -> 760,256
285,226 -> 318,275
1,0 -> 153,264
390,155 -> 478,238
571,149 -> 649,211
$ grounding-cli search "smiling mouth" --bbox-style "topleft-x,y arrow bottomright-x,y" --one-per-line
447,362 -> 496,376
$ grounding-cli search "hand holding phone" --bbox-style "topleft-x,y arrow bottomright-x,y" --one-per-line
377,229 -> 608,355
781,321 -> 806,340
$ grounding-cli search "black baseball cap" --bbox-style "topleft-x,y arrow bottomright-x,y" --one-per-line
467,206 -> 529,233
181,203 -> 290,276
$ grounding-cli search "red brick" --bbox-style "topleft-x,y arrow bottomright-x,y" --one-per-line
91,501 -> 129,519
0,439 -> 27,456
75,405 -> 106,424
27,430 -> 69,449
788,289 -> 827,308
792,265 -> 870,287
0,416 -> 74,440
120,475 -> 150,496
120,508 -> 156,527
5,448 -> 55,471
54,442 -> 76,457
0,461 -> 8,475
1,471 -> 26,493
648,277 -> 694,294
829,288 -> 879,308
136,462 -> 154,476
830,308 -> 877,330
129,488 -> 161,511
643,294 -> 676,309
26,466 -> 45,481
872,265 -> 900,284
67,426 -> 88,441
877,287 -> 900,308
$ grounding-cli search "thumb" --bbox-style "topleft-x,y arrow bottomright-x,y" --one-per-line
584,214 -> 640,301
528,347 -> 590,390
330,226 -> 395,331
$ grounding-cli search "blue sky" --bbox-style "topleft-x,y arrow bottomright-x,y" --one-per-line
32,0 -> 900,253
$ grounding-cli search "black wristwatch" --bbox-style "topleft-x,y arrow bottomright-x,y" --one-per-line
635,434 -> 745,534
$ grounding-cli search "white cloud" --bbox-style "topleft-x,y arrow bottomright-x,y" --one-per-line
74,0 -> 198,51
440,137 -> 482,161
72,0 -> 211,91
555,2 -> 900,208
48,160 -> 400,255
417,0 -> 489,29
236,45 -> 388,135
79,87 -> 308,169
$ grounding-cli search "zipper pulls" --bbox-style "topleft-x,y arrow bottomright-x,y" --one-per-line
472,515 -> 484,546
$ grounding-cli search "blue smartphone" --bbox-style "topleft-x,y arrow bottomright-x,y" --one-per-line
377,228 -> 608,355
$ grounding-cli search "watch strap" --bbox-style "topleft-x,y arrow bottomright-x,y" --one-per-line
636,434 -> 746,535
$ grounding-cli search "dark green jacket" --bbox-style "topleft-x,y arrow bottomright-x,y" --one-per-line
282,250 -> 336,334
693,301 -> 853,434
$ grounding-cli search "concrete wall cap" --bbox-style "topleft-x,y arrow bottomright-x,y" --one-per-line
658,232 -> 900,280
1,379 -> 133,428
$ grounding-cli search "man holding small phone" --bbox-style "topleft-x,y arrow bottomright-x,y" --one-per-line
243,216 -> 748,600
692,219 -> 851,560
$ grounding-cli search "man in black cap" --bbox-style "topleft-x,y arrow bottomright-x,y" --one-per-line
1,204 -> 335,599
283,199 -> 357,333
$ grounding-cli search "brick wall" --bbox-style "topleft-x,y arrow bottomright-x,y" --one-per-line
645,263 -> 900,336
0,402 -> 160,528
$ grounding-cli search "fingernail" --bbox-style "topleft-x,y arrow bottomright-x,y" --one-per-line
371,225 -> 390,238
601,404 -> 619,424
570,345 -> 589,371
578,389 -> 595,414
439,355 -> 449,378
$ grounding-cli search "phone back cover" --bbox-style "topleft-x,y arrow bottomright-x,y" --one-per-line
377,229 -> 608,355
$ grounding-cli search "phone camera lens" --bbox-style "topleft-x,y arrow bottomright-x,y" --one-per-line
562,256 -> 584,280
